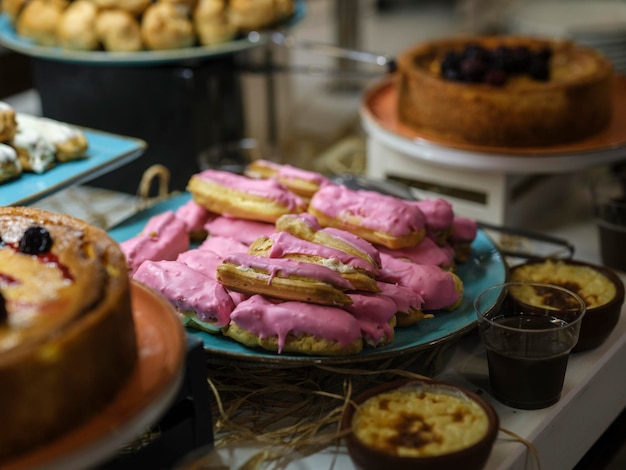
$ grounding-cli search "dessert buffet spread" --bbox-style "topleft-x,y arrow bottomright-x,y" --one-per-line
0,100 -> 88,184
396,35 -> 614,147
120,160 -> 479,357
2,0 -> 295,52
0,207 -> 137,463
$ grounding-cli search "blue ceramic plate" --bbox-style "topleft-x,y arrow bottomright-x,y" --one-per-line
1,128 -> 146,207
109,192 -> 507,366
0,2 -> 305,65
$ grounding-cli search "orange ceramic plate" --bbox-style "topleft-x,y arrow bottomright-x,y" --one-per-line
3,281 -> 186,470
364,75 -> 626,156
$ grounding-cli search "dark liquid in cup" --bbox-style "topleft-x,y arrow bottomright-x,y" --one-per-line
483,314 -> 571,410
597,219 -> 626,271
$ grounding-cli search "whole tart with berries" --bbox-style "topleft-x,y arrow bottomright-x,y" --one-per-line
0,207 -> 137,463
396,36 -> 614,147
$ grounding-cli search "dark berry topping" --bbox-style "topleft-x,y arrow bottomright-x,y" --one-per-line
18,226 -> 53,255
439,43 -> 552,85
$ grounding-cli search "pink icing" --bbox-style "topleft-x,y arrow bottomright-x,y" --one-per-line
450,216 -> 478,242
133,260 -> 234,328
309,184 -> 425,236
253,159 -> 330,185
410,199 -> 454,232
279,212 -> 322,231
177,249 -> 222,280
266,232 -> 376,274
376,281 -> 424,314
229,295 -> 362,353
344,292 -> 398,346
199,235 -> 248,255
194,169 -> 305,210
120,211 -> 189,274
222,253 -> 354,290
321,227 -> 382,268
376,237 -> 454,267
204,215 -> 275,245
175,199 -> 215,232
378,253 -> 460,311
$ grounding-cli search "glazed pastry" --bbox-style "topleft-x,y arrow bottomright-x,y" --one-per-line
0,101 -> 17,142
141,3 -> 195,50
120,210 -> 190,274
174,198 -> 215,241
245,159 -> 331,200
0,207 -> 137,462
410,198 -> 454,245
248,232 -> 380,292
56,0 -> 100,51
204,214 -> 275,245
133,259 -> 234,333
225,295 -> 363,356
16,0 -> 66,47
376,236 -> 455,270
377,281 -> 431,328
16,113 -> 88,162
276,212 -> 382,271
188,169 -> 306,223
216,253 -> 354,306
95,9 -> 144,52
448,215 -> 478,263
10,126 -> 56,173
193,0 -> 237,46
344,292 -> 398,347
308,184 -> 427,249
199,235 -> 248,256
379,253 -> 463,311
0,143 -> 22,184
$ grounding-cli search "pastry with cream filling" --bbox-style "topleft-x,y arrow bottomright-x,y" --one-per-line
0,143 -> 22,184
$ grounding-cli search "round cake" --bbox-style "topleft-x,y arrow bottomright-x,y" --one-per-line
396,35 -> 614,147
0,207 -> 137,462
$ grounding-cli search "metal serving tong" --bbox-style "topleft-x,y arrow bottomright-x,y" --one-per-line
331,173 -> 576,261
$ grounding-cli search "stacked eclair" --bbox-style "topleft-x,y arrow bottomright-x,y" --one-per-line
122,160 -> 478,356
0,101 -> 89,184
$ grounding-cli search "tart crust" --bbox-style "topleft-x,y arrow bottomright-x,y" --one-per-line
396,36 -> 614,147
0,207 -> 137,462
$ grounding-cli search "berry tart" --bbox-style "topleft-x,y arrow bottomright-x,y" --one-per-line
396,36 -> 614,147
0,207 -> 137,462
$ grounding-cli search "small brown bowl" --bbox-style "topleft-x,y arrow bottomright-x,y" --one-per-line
510,258 -> 625,352
341,379 -> 499,470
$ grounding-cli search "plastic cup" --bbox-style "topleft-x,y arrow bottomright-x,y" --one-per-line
474,282 -> 586,410
591,170 -> 626,272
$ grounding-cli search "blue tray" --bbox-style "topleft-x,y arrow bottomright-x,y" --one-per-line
0,1 -> 305,65
1,127 -> 146,207
109,192 -> 507,366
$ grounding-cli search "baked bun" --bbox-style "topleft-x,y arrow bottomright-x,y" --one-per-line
228,0 -> 276,31
225,295 -> 364,356
308,184 -> 427,249
0,143 -> 22,184
187,169 -> 307,223
0,101 -> 17,142
217,253 -> 354,306
141,3 -> 195,50
0,207 -> 137,462
95,9 -> 144,52
204,215 -> 275,245
193,0 -> 237,46
56,0 -> 100,51
16,0 -> 67,46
